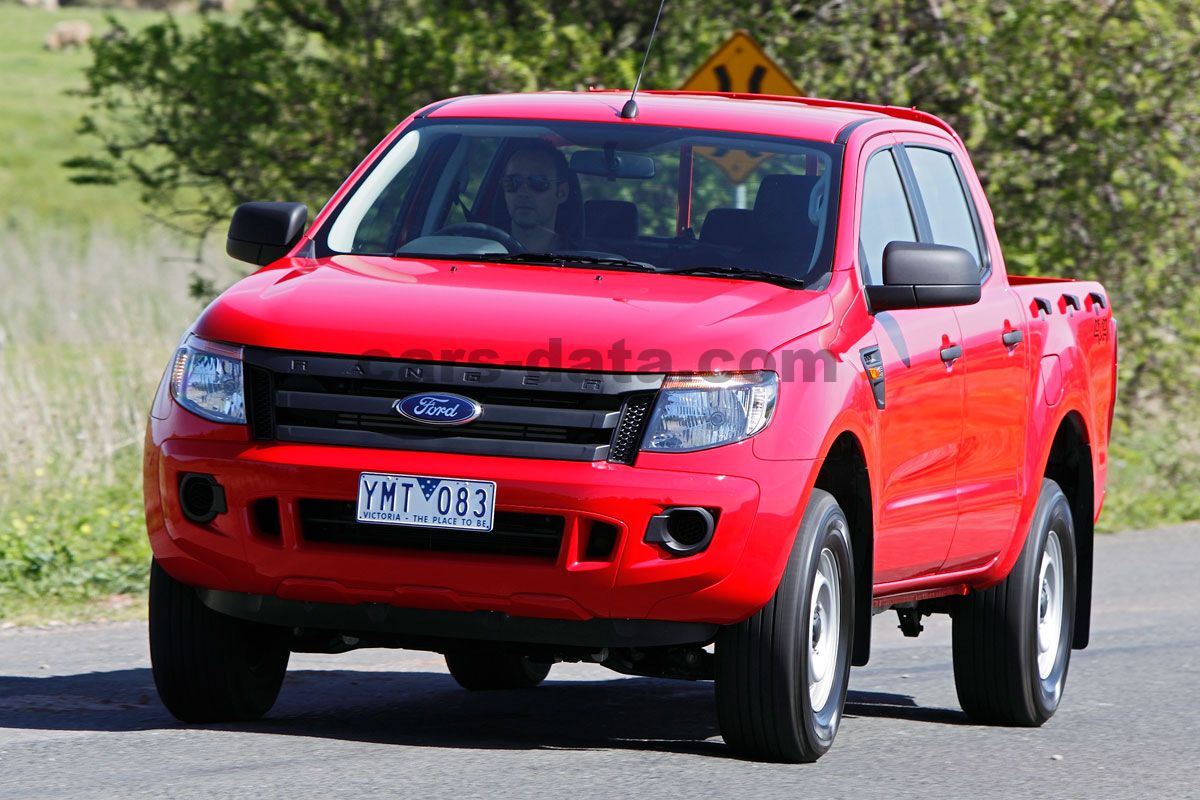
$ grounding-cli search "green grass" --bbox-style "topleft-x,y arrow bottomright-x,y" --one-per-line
0,224 -> 209,624
0,4 -> 194,238
0,449 -> 149,624
1100,418 -> 1200,533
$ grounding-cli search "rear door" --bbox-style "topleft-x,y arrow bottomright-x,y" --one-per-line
897,140 -> 1029,571
858,140 -> 964,584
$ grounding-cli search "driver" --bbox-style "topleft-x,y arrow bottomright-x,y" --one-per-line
501,140 -> 571,252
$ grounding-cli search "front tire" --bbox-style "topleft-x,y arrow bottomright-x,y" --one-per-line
149,560 -> 290,723
952,478 -> 1077,725
714,489 -> 855,762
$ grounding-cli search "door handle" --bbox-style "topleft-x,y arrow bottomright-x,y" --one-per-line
940,344 -> 963,363
1002,329 -> 1024,347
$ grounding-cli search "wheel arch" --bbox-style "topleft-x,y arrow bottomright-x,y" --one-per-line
1042,410 -> 1094,649
812,431 -> 874,666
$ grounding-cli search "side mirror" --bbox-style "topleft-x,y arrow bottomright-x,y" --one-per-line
865,242 -> 981,312
226,202 -> 308,266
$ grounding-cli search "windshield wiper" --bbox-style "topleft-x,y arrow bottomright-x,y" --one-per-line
661,265 -> 805,289
464,252 -> 657,272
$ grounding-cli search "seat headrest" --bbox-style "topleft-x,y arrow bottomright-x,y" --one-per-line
699,208 -> 754,247
584,199 -> 639,240
751,174 -> 821,250
753,174 -> 821,216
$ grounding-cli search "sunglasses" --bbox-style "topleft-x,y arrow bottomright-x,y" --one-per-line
501,174 -> 559,193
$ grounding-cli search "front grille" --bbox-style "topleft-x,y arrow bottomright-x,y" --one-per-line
243,348 -> 662,463
298,499 -> 566,559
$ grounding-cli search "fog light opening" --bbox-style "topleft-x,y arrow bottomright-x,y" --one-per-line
645,507 -> 717,556
179,473 -> 227,524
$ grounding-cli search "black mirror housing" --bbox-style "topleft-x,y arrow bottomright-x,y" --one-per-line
227,202 -> 309,266
865,241 -> 982,312
569,149 -> 656,179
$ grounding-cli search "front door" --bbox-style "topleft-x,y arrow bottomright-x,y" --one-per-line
858,143 -> 964,584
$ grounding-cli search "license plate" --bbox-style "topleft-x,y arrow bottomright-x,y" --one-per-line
356,472 -> 496,531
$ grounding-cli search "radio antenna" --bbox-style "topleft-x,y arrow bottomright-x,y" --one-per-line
621,0 -> 668,120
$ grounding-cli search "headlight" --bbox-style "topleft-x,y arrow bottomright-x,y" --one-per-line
641,371 -> 777,453
169,336 -> 246,424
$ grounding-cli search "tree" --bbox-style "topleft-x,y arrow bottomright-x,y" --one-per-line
69,0 -> 1199,412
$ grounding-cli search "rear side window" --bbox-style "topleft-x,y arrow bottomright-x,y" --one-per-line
905,147 -> 983,272
859,149 -> 917,286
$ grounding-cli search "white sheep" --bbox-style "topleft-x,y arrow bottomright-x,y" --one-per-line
43,19 -> 92,51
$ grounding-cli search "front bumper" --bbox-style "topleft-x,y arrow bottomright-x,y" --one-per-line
145,404 -> 820,628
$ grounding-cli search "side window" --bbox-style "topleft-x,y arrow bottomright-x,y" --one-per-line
859,149 -> 917,285
905,147 -> 983,272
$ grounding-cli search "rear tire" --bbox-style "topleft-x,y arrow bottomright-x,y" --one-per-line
952,478 -> 1077,726
444,649 -> 551,690
714,489 -> 855,762
149,560 -> 290,723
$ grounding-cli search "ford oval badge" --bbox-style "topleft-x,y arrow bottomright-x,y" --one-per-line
394,392 -> 482,426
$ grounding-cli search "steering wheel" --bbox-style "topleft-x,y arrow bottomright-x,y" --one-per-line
433,222 -> 524,253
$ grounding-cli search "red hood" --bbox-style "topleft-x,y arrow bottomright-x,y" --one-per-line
194,255 -> 834,373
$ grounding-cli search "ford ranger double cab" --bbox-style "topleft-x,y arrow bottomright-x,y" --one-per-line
145,90 -> 1117,762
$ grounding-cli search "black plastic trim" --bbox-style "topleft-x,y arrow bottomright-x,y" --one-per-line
276,424 -> 612,461
245,348 -> 664,396
298,500 -> 565,559
226,202 -> 308,266
178,473 -> 227,524
607,392 -> 657,465
245,365 -> 275,440
892,146 -> 934,243
197,589 -> 719,649
644,507 -> 717,555
859,346 -> 886,409
834,116 -> 877,145
276,390 -> 621,429
1002,329 -> 1025,347
415,96 -> 476,118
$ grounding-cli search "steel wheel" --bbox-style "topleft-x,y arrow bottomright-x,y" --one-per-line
808,547 -> 842,714
1036,530 -> 1065,681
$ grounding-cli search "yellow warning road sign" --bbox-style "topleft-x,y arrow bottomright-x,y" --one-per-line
681,30 -> 802,96
681,31 -> 801,184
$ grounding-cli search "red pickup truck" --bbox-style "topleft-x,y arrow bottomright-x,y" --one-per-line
144,90 -> 1117,762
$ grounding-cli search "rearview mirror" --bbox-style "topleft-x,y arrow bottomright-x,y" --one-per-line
569,150 -> 656,179
226,202 -> 308,266
865,242 -> 981,312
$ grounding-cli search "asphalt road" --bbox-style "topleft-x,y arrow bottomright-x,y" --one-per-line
1,525 -> 1197,799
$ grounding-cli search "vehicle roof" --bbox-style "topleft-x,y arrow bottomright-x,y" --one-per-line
422,90 -> 956,144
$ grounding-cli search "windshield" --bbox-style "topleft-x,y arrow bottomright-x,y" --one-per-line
318,119 -> 843,285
